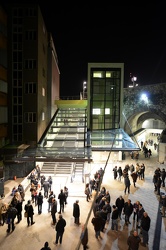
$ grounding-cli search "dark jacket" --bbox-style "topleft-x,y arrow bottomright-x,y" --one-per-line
24,203 -> 34,216
127,234 -> 141,250
51,200 -> 57,214
111,207 -> 119,219
7,205 -> 18,220
124,202 -> 133,216
37,194 -> 43,205
58,191 -> 66,204
55,217 -> 66,233
73,202 -> 80,218
141,215 -> 151,231
91,215 -> 103,231
116,197 -> 125,211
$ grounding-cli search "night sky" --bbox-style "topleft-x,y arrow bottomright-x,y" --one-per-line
2,2 -> 166,97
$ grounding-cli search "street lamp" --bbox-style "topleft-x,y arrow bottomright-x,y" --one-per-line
83,81 -> 87,99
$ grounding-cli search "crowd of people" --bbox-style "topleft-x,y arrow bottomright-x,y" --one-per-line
0,154 -> 166,249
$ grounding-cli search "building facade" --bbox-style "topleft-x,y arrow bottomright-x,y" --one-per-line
6,3 -> 59,147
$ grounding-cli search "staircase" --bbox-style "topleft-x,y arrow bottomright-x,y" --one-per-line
72,162 -> 84,183
41,162 -> 73,176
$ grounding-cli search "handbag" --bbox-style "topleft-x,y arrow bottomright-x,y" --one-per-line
24,211 -> 27,217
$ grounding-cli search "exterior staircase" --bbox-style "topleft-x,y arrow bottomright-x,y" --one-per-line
41,162 -> 73,176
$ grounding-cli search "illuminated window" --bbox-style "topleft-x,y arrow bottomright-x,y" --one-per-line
105,108 -> 110,114
92,108 -> 100,115
93,72 -> 102,78
42,112 -> 45,121
106,72 -> 111,78
42,87 -> 45,96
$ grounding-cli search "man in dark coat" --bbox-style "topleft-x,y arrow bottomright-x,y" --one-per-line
127,230 -> 141,250
91,211 -> 103,239
6,204 -> 18,233
37,191 -> 43,214
58,189 -> 66,213
123,199 -> 133,225
115,195 -> 125,219
24,200 -> 35,226
51,198 -> 57,225
124,176 -> 131,194
140,212 -> 151,247
55,214 -> 66,245
73,200 -> 80,225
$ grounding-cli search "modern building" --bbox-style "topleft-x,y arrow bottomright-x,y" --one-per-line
6,3 -> 60,147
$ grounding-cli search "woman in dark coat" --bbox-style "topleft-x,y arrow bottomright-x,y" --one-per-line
73,200 -> 80,225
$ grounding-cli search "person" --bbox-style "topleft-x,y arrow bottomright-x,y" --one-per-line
85,183 -> 91,202
40,241 -> 51,250
55,214 -> 66,245
37,191 -> 43,214
117,166 -> 123,181
58,189 -> 66,213
113,166 -> 118,179
47,190 -> 55,212
133,201 -> 140,222
137,203 -> 145,228
51,198 -> 57,225
43,179 -> 50,198
80,224 -> 89,250
73,200 -> 80,225
64,186 -> 69,205
104,200 -> 112,223
161,168 -> 166,187
24,200 -> 35,226
124,175 -> 131,194
47,176 -> 52,191
91,211 -> 103,239
127,230 -> 141,250
140,212 -> 151,247
131,171 -> 138,187
115,195 -> 125,219
161,194 -> 166,217
111,205 -> 119,231
0,202 -> 8,226
6,204 -> 18,233
123,199 -> 133,225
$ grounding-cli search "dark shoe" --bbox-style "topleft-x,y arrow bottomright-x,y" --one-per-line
31,222 -> 35,225
12,226 -> 15,231
6,229 -> 10,233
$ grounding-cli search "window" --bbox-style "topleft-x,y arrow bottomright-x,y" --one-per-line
42,87 -> 45,96
25,112 -> 36,123
25,59 -> 37,69
92,109 -> 100,115
25,30 -> 36,40
25,82 -> 36,94
42,112 -> 45,121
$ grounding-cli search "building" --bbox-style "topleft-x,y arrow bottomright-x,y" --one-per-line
6,3 -> 60,147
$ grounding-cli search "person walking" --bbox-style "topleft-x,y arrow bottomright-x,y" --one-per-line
115,195 -> 125,220
51,198 -> 57,225
80,224 -> 89,250
111,205 -> 119,231
47,191 -> 55,212
55,214 -> 66,246
124,175 -> 131,194
24,200 -> 35,226
117,166 -> 123,181
37,191 -> 43,214
137,203 -> 145,228
6,204 -> 18,233
58,189 -> 66,214
91,211 -> 103,239
140,212 -> 151,247
123,199 -> 133,225
73,200 -> 80,225
40,241 -> 51,250
64,186 -> 69,205
113,166 -> 118,180
85,183 -> 91,202
131,171 -> 138,187
133,201 -> 140,222
127,230 -> 141,250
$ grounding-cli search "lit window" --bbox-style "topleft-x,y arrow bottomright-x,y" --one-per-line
42,87 -> 45,96
93,72 -> 102,78
106,72 -> 111,78
42,112 -> 45,121
92,108 -> 100,115
105,108 -> 110,114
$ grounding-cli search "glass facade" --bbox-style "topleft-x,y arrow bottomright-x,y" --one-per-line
90,68 -> 121,130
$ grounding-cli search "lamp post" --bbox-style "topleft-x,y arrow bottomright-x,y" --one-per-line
131,76 -> 137,87
83,81 -> 87,99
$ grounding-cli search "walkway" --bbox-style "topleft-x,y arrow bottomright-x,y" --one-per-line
0,150 -> 166,250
